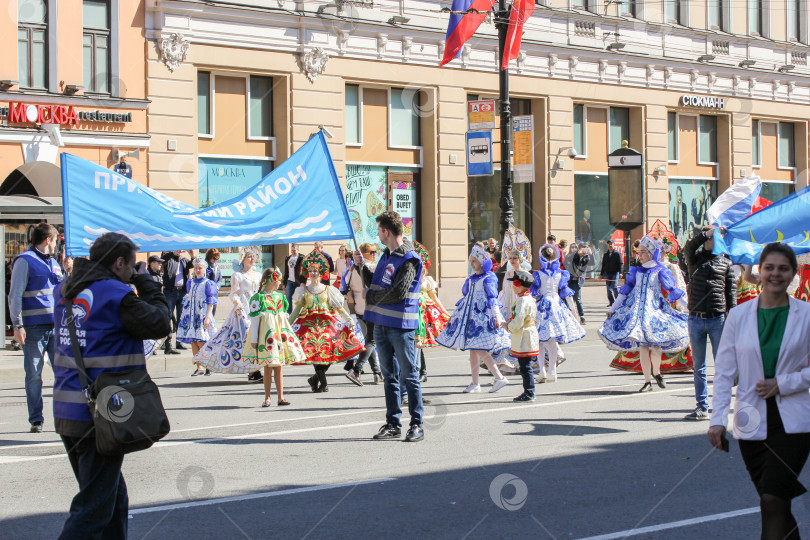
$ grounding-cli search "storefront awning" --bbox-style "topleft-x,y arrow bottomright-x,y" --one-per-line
0,194 -> 63,220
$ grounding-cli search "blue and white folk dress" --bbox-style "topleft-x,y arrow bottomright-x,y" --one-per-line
177,277 -> 218,343
437,271 -> 512,364
598,261 -> 689,352
531,259 -> 586,344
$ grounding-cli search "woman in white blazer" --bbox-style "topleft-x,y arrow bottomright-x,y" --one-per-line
708,243 -> 810,540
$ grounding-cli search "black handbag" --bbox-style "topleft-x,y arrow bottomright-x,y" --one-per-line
66,299 -> 171,456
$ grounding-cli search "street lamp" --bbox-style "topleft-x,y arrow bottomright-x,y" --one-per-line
608,141 -> 644,271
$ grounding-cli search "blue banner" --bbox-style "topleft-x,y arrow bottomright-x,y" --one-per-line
61,132 -> 354,256
713,184 -> 810,265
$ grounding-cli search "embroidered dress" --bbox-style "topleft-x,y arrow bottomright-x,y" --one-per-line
415,276 -> 450,348
499,260 -> 533,317
177,277 -> 218,343
598,263 -> 689,352
195,270 -> 261,373
531,260 -> 586,344
436,271 -> 512,363
290,283 -> 364,364
506,293 -> 540,357
243,290 -> 306,366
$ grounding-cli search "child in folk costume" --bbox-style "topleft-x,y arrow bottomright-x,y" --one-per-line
504,270 -> 541,402
437,245 -> 511,393
413,241 -> 450,382
531,244 -> 586,383
244,267 -> 305,407
599,235 -> 689,392
290,249 -> 364,393
195,246 -> 262,376
499,248 -> 533,318
178,257 -> 218,375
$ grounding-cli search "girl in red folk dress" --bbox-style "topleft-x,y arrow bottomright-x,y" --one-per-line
413,242 -> 450,382
290,250 -> 364,393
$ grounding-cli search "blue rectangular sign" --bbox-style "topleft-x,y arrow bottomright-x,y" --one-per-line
466,131 -> 493,177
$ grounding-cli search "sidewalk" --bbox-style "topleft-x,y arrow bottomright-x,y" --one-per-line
0,284 -> 616,383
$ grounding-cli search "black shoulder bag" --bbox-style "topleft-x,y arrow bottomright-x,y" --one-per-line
66,299 -> 171,456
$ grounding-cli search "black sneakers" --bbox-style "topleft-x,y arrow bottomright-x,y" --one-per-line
30,422 -> 43,433
653,374 -> 666,389
685,407 -> 710,420
405,425 -> 424,442
373,424 -> 402,439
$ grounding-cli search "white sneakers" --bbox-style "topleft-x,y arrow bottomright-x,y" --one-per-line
545,373 -> 558,382
463,383 -> 482,393
490,378 -> 509,393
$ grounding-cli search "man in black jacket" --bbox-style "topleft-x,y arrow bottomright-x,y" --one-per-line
683,225 -> 736,420
160,251 -> 190,353
600,240 -> 623,307
282,244 -> 303,313
565,244 -> 590,323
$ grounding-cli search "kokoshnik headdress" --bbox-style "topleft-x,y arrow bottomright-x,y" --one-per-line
413,241 -> 431,272
301,249 -> 329,277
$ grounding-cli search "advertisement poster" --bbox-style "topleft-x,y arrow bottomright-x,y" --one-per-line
668,178 -> 716,246
198,157 -> 274,208
512,115 -> 534,183
345,164 -> 387,249
391,180 -> 417,241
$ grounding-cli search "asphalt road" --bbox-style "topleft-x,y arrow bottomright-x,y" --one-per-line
0,341 -> 804,539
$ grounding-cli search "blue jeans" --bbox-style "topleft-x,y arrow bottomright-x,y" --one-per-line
604,273 -> 619,304
568,279 -> 584,317
374,325 -> 423,428
284,280 -> 297,313
518,356 -> 537,397
688,315 -> 726,410
59,435 -> 128,540
163,288 -> 185,333
23,324 -> 54,425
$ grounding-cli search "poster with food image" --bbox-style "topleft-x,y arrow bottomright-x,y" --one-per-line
345,164 -> 387,249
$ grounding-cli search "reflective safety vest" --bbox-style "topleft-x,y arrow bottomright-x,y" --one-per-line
363,249 -> 422,330
15,249 -> 63,326
52,279 -> 145,437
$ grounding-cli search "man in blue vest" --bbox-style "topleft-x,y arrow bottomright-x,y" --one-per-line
8,222 -> 62,433
52,232 -> 170,540
353,211 -> 425,442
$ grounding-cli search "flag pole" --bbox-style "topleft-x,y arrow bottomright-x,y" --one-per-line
496,0 -> 515,244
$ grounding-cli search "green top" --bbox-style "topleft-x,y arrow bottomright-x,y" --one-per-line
758,305 -> 790,378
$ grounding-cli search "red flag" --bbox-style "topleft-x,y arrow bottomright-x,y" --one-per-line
749,196 -> 773,216
502,0 -> 535,70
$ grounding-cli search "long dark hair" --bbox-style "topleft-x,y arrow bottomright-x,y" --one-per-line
759,243 -> 798,274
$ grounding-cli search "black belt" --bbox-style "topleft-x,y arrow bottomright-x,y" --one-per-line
689,311 -> 724,319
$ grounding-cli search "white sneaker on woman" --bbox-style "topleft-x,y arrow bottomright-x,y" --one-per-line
463,383 -> 482,393
490,378 -> 509,393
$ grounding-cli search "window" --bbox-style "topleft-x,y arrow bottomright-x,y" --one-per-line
748,0 -> 763,35
197,71 -> 211,136
609,107 -> 630,152
752,120 -> 761,166
698,115 -> 717,163
18,0 -> 47,89
623,0 -> 637,17
573,104 -> 585,156
345,84 -> 360,145
666,0 -> 681,23
83,1 -> 110,93
778,122 -> 795,168
390,88 -> 420,147
787,0 -> 800,40
248,76 -> 273,138
708,0 -> 722,29
668,112 -> 678,161
572,0 -> 587,9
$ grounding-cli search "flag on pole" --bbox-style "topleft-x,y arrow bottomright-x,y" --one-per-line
705,174 -> 762,228
502,0 -> 535,70
440,0 -> 492,66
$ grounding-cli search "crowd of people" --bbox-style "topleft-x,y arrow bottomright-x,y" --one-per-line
7,215 -> 810,539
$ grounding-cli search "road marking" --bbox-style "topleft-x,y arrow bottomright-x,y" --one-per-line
0,379 -> 694,454
128,477 -> 396,516
576,506 -> 759,539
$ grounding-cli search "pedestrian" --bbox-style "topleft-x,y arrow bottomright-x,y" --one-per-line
61,256 -> 74,280
499,248 -> 533,317
599,235 -> 689,392
291,249 -> 364,393
52,232 -> 170,539
147,255 -> 164,284
161,250 -> 190,354
484,237 -> 502,271
205,248 -> 222,317
437,244 -> 511,394
504,270 -> 540,402
708,243 -> 810,540
343,243 -> 383,386
282,244 -> 303,313
244,267 -> 304,407
178,257 -> 218,375
352,211 -> 425,442
565,243 -> 591,324
412,241 -> 449,382
684,225 -> 736,419
532,244 -> 586,383
196,246 -> 261,376
333,244 -> 350,289
600,239 -> 623,308
8,222 -> 62,433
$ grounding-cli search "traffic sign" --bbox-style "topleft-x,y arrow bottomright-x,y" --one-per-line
466,131 -> 493,177
468,100 -> 496,131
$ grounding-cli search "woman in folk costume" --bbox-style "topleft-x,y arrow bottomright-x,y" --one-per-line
599,235 -> 690,392
499,248 -> 533,318
735,264 -> 761,304
609,241 -> 694,374
413,241 -> 450,382
437,245 -> 512,393
244,267 -> 305,407
290,249 -> 364,393
531,244 -> 586,383
195,246 -> 262,375
178,257 -> 219,375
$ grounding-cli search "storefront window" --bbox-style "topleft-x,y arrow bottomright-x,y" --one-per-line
468,170 -> 531,250
197,157 -> 274,208
669,178 -> 716,246
761,182 -> 793,202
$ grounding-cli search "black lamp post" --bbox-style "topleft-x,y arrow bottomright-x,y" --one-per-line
607,141 -> 644,272
496,0 -> 514,243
